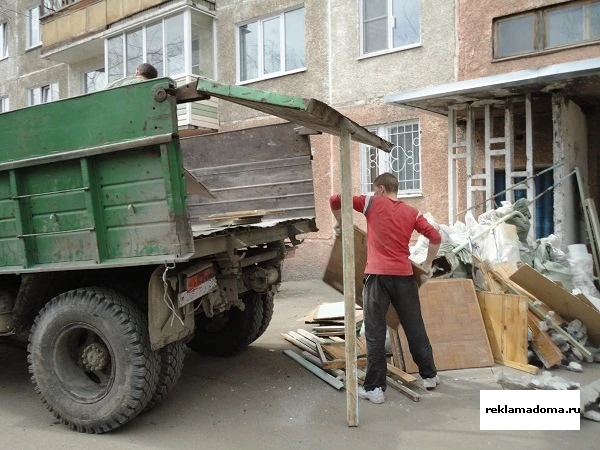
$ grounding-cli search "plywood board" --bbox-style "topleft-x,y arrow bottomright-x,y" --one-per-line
476,292 -> 528,364
510,264 -> 600,344
398,279 -> 494,373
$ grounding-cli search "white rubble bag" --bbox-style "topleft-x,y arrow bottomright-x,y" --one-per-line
478,222 -> 521,266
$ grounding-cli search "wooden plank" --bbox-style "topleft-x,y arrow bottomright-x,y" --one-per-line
281,333 -> 318,357
388,327 -> 404,370
510,264 -> 600,344
296,328 -> 327,345
316,341 -> 328,365
476,291 -> 528,364
288,331 -> 318,352
283,350 -> 344,390
322,343 -> 347,360
398,279 -> 494,373
323,358 -> 368,370
386,363 -> 417,383
527,310 -> 563,369
356,336 -> 368,357
494,358 -> 541,375
386,376 -> 420,402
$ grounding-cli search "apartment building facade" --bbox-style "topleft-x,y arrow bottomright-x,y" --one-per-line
0,0 -> 457,277
387,0 -> 600,251
5,1 -> 596,276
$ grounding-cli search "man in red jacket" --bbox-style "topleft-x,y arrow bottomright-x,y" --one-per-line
329,172 -> 441,404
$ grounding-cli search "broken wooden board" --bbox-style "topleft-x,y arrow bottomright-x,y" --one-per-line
476,291 -> 528,365
510,264 -> 600,344
398,279 -> 494,373
322,227 -> 428,329
527,310 -> 563,369
387,363 -> 417,384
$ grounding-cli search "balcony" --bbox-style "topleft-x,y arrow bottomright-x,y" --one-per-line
173,75 -> 219,134
40,0 -> 216,63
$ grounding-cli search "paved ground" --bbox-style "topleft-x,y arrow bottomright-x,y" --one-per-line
0,279 -> 598,449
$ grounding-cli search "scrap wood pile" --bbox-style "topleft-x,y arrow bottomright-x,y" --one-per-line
473,258 -> 600,376
281,301 -> 423,402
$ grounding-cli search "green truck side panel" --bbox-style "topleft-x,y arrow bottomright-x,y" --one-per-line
0,80 -> 194,272
0,79 -> 177,165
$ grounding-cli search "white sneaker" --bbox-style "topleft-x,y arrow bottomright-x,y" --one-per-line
423,375 -> 440,390
358,386 -> 385,404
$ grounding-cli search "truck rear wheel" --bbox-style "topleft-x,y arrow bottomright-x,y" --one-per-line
187,293 -> 263,357
28,287 -> 159,433
145,340 -> 185,410
251,292 -> 275,343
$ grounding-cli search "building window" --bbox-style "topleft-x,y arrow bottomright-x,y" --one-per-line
106,11 -> 214,84
361,121 -> 421,196
42,0 -> 63,16
360,0 -> 420,56
27,5 -> 41,49
28,83 -> 58,106
494,0 -> 600,58
0,22 -> 7,59
237,7 -> 306,83
84,68 -> 106,93
0,97 -> 8,113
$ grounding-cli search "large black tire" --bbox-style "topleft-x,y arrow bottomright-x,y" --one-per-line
187,294 -> 263,357
28,287 -> 159,434
145,340 -> 185,410
251,292 -> 275,343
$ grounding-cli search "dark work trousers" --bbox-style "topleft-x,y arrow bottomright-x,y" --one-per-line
362,274 -> 437,391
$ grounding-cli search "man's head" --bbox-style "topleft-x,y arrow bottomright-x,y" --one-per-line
135,63 -> 158,80
373,172 -> 399,198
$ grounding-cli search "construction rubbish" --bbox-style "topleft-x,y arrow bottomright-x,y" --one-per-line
581,379 -> 600,422
409,200 -> 600,377
496,370 -> 580,390
282,303 -> 425,402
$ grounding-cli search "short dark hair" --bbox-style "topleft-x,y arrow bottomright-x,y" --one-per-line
136,63 -> 158,80
373,172 -> 399,194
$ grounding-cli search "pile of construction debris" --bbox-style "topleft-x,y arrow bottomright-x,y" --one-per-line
282,301 -> 425,402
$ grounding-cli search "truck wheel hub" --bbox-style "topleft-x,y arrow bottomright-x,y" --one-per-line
81,342 -> 108,372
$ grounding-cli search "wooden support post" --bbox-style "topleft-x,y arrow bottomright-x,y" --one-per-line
339,125 -> 358,427
524,94 -> 535,242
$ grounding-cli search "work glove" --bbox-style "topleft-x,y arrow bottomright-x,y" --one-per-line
333,223 -> 342,237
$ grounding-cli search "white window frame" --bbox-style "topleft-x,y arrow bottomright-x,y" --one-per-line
360,121 -> 422,197
83,68 -> 106,94
26,5 -> 42,49
359,0 -> 421,58
105,9 -> 216,83
28,83 -> 58,106
0,97 -> 8,113
235,7 -> 306,84
0,22 -> 8,59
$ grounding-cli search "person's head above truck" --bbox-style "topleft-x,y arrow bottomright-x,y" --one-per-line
135,63 -> 158,80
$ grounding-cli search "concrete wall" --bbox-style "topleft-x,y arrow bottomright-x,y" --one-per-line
552,93 -> 588,250
0,0 -> 69,110
458,0 -> 600,79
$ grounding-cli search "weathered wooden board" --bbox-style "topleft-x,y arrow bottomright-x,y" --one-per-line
180,122 -> 315,221
398,279 -> 494,373
477,291 -> 528,365
527,310 -> 563,368
510,264 -> 600,344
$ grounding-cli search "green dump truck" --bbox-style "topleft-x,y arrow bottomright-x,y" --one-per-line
0,77 -> 388,433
